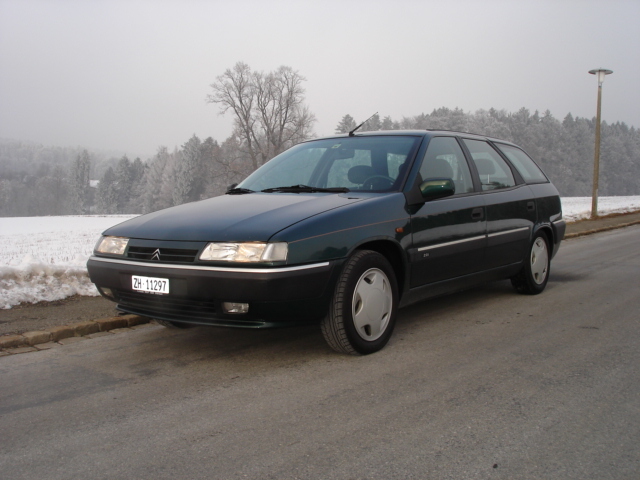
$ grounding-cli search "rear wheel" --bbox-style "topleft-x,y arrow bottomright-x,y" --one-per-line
511,231 -> 550,295
321,250 -> 398,355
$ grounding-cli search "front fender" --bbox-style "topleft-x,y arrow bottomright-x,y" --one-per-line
275,193 -> 410,265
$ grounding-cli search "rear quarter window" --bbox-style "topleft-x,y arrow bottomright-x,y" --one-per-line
495,143 -> 548,184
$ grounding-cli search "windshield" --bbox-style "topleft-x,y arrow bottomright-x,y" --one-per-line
237,136 -> 421,193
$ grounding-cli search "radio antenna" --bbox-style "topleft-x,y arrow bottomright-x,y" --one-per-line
349,112 -> 378,136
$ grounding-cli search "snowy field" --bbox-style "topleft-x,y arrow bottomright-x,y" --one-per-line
0,215 -> 136,309
1,196 -> 640,309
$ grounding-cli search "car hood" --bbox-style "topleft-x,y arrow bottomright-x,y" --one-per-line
104,193 -> 366,242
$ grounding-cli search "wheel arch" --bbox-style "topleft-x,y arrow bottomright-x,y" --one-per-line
352,239 -> 407,298
533,223 -> 553,246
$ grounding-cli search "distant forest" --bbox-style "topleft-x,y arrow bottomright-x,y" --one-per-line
1,106 -> 639,217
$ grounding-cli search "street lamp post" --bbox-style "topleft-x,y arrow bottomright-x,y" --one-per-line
588,68 -> 613,219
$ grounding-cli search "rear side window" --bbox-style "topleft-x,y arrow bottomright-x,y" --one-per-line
494,143 -> 548,184
462,139 -> 516,191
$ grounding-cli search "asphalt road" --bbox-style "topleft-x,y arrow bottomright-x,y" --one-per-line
1,225 -> 639,479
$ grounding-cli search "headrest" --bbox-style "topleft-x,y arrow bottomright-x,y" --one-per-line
426,158 -> 454,179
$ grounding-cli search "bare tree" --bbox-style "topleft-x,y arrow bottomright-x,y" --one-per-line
207,62 -> 316,170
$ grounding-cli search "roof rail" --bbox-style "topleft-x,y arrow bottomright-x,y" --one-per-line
424,129 -> 508,141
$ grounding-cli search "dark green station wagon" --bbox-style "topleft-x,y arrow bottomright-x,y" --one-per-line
87,130 -> 565,354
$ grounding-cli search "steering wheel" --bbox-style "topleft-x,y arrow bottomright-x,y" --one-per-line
361,175 -> 394,190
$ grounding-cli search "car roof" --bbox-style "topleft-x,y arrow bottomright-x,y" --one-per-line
311,129 -> 518,146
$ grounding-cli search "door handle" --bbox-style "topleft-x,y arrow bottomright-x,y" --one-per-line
527,201 -> 536,212
471,208 -> 484,220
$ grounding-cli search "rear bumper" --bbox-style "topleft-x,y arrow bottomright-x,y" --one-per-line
551,219 -> 566,258
87,256 -> 340,328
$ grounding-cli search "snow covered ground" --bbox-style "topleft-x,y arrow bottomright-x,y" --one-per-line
0,215 -> 136,309
560,196 -> 640,221
1,196 -> 640,309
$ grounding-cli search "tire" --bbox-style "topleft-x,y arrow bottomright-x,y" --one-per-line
511,231 -> 550,295
155,319 -> 191,329
321,250 -> 398,355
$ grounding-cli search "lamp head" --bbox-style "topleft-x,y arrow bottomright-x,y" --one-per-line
589,68 -> 613,86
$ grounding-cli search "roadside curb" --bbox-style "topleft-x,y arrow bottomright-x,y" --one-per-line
0,314 -> 152,356
565,217 -> 640,239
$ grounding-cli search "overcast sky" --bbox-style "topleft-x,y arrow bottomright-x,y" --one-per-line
1,0 -> 638,157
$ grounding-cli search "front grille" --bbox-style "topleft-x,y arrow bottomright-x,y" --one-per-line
115,290 -> 217,321
127,246 -> 199,263
113,290 -> 269,328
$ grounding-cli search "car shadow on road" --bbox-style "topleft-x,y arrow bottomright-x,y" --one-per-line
145,321 -> 330,362
135,275 -> 570,363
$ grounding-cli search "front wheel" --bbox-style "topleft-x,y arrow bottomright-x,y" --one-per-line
511,231 -> 550,295
321,250 -> 398,355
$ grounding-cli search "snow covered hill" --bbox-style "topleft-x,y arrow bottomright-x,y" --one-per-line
1,197 -> 640,309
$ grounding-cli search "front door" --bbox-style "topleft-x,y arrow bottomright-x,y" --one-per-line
409,137 -> 486,287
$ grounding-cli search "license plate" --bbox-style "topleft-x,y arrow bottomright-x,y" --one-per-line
132,275 -> 170,294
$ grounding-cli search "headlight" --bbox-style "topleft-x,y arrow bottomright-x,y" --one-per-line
95,236 -> 129,255
199,242 -> 288,262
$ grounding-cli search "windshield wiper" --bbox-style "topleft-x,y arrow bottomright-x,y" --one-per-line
261,185 -> 350,193
226,187 -> 255,195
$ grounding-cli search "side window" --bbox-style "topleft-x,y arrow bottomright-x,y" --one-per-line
419,137 -> 474,194
494,143 -> 548,184
463,139 -> 516,191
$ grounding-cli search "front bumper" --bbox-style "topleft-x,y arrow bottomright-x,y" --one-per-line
87,256 -> 340,328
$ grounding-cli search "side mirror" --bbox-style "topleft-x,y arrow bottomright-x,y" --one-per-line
420,178 -> 455,200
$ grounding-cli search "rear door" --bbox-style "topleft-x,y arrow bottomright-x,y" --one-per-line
460,138 -> 536,269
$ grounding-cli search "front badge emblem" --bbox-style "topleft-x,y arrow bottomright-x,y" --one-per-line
151,249 -> 161,261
